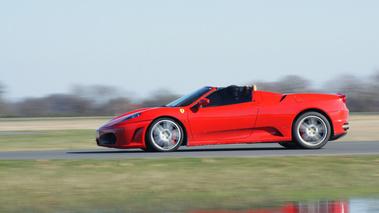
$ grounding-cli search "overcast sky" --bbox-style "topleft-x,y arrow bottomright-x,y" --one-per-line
1,0 -> 379,101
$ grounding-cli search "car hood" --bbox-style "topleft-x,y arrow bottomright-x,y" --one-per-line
101,107 -> 157,128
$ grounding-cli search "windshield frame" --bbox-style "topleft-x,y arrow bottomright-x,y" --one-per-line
165,87 -> 214,107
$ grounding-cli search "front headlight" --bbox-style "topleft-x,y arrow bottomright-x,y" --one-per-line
121,112 -> 141,122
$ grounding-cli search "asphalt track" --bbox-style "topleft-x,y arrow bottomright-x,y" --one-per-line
1,141 -> 379,160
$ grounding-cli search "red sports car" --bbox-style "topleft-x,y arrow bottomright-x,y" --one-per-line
96,85 -> 349,152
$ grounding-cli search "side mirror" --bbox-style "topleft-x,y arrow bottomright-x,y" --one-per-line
198,98 -> 210,107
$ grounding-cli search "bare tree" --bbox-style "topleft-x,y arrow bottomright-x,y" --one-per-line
367,71 -> 379,111
323,74 -> 377,112
16,98 -> 51,116
0,82 -> 5,116
104,97 -> 135,115
253,75 -> 313,94
45,94 -> 93,116
277,75 -> 314,93
142,89 -> 181,107
3,72 -> 379,117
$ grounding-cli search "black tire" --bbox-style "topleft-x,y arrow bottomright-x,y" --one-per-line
145,117 -> 184,152
292,112 -> 331,149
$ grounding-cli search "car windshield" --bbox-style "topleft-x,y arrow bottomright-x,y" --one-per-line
165,87 -> 213,107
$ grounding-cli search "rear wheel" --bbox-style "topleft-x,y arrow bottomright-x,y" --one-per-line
292,112 -> 331,149
145,118 -> 184,152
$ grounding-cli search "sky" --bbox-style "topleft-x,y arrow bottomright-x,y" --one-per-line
1,0 -> 379,101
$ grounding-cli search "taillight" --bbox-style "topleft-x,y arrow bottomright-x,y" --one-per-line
337,93 -> 346,103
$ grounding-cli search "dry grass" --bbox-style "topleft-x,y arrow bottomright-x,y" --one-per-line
0,130 -> 98,151
0,117 -> 112,131
340,114 -> 379,141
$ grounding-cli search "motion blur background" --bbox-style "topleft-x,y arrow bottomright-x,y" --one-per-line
1,2 -> 379,212
1,1 -> 379,117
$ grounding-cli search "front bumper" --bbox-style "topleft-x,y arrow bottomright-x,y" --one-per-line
96,120 -> 151,149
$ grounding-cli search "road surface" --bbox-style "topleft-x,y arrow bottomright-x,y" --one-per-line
1,141 -> 379,160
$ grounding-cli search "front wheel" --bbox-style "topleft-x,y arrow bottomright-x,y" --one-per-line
145,118 -> 184,152
292,112 -> 331,149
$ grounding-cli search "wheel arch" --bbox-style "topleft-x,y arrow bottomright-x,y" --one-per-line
292,108 -> 335,139
146,115 -> 188,146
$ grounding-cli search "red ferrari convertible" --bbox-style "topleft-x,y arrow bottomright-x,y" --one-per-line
96,85 -> 349,152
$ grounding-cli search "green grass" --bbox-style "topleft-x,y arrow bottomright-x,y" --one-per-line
1,156 -> 379,212
1,117 -> 378,212
0,130 -> 99,151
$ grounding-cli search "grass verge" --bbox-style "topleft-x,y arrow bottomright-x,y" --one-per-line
1,156 -> 379,212
0,130 -> 99,151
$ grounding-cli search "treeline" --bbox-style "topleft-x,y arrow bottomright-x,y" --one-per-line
0,72 -> 378,117
253,73 -> 379,112
0,85 -> 181,117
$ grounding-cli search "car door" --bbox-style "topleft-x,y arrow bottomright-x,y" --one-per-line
187,87 -> 258,142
